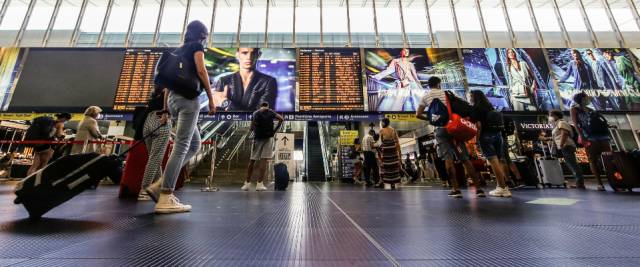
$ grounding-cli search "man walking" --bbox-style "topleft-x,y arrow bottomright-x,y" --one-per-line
362,129 -> 380,186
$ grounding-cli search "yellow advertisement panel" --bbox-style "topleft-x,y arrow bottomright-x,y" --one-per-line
339,130 -> 359,146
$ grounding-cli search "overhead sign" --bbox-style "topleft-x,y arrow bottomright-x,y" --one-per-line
275,133 -> 296,179
385,113 -> 420,122
339,130 -> 359,146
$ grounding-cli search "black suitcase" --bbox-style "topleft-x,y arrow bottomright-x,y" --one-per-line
601,128 -> 640,192
14,153 -> 122,220
14,124 -> 162,220
513,157 -> 539,188
274,163 -> 290,191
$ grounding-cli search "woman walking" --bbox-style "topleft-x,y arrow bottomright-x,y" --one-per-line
71,106 -> 103,155
378,118 -> 402,190
145,20 -> 217,213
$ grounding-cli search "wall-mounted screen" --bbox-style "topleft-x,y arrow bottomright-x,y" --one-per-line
548,48 -> 640,111
365,48 -> 465,112
463,48 -> 557,111
113,48 -> 167,111
298,48 -> 364,111
0,48 -> 25,111
209,48 -> 296,112
9,48 -> 125,112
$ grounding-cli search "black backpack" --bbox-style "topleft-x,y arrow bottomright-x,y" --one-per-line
445,91 -> 472,118
155,47 -> 201,99
577,109 -> 609,137
484,110 -> 505,131
426,98 -> 449,127
25,116 -> 55,141
253,110 -> 275,139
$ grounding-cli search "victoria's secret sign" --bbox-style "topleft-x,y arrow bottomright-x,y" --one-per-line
518,123 -> 553,131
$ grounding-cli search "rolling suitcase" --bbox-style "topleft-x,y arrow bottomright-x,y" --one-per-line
118,143 -> 150,198
274,162 -> 290,191
534,141 -> 566,188
601,128 -> 640,192
15,125 -> 162,219
513,157 -> 539,187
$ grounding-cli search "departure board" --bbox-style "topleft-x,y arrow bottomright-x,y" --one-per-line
298,48 -> 364,111
113,49 -> 165,111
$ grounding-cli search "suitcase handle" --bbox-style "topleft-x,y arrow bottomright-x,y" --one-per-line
608,127 -> 626,152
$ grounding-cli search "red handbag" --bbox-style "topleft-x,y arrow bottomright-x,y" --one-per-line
445,94 -> 478,142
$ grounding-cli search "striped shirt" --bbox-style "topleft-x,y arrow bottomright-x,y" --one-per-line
362,134 -> 376,152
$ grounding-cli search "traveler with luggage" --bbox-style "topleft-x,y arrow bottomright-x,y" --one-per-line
362,129 -> 380,187
378,118 -> 402,190
25,113 -> 72,176
416,77 -> 482,198
145,20 -> 217,213
70,106 -> 104,155
242,102 -> 284,191
137,85 -> 171,201
549,110 -> 585,189
469,90 -> 510,197
570,92 -> 610,191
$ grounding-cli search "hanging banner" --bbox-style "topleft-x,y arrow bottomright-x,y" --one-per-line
275,133 -> 295,179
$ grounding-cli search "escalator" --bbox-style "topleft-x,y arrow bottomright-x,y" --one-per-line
305,121 -> 326,181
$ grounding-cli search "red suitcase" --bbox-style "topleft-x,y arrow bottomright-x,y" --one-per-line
118,143 -> 149,198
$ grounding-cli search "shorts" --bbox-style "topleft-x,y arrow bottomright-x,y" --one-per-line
586,139 -> 611,163
478,131 -> 505,159
251,137 -> 274,161
434,127 -> 470,161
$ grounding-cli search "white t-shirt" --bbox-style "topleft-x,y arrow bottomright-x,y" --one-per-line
362,134 -> 376,152
552,120 -> 575,148
419,89 -> 447,111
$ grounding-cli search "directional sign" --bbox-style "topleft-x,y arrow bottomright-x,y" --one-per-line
275,133 -> 295,178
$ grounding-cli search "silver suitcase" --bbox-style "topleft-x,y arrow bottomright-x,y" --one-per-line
535,142 -> 566,188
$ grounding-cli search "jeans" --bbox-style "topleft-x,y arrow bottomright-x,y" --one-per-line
163,92 -> 201,191
478,131 -> 505,159
561,145 -> 584,185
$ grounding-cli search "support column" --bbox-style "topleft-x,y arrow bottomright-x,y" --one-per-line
0,0 -> 11,27
449,0 -> 462,48
208,0 -> 217,47
346,0 -> 352,47
96,0 -> 116,47
576,0 -> 599,47
524,0 -> 545,48
292,0 -> 296,47
474,0 -> 489,47
264,0 -> 270,47
600,0 -> 626,47
500,0 -> 517,47
551,0 -> 572,47
372,0 -> 380,47
398,0 -> 408,47
627,0 -> 640,34
69,0 -> 89,47
124,0 -> 139,47
152,0 -> 166,47
319,0 -> 323,47
423,0 -> 435,48
235,0 -> 243,47
14,0 -> 37,47
42,0 -> 63,47
181,0 -> 192,43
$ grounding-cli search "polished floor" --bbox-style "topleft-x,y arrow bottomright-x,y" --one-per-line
0,181 -> 639,267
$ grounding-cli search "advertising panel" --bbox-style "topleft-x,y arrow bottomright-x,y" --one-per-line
365,48 -> 466,112
548,48 -> 640,110
0,48 -> 26,111
463,48 -> 557,111
209,48 -> 296,112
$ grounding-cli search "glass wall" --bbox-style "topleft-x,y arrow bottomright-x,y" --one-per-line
2,0 -> 640,48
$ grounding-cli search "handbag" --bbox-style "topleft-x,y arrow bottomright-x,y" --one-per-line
444,94 -> 478,142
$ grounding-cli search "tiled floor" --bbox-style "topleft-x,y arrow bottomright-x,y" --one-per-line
0,182 -> 639,266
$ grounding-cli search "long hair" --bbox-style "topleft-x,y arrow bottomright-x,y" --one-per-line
572,49 -> 584,67
470,90 -> 494,111
506,48 -> 519,73
184,20 -> 208,44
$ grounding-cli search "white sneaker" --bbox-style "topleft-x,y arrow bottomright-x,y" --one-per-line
145,179 -> 162,203
256,182 -> 267,191
383,183 -> 392,190
489,187 -> 512,198
137,191 -> 152,201
241,182 -> 251,191
155,193 -> 192,214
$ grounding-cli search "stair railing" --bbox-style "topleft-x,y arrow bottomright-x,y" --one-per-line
317,121 -> 331,181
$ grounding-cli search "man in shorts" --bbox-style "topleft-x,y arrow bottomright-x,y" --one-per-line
416,77 -> 482,198
242,102 -> 284,191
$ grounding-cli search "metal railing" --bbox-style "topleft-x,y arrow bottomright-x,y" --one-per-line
317,121 -> 332,180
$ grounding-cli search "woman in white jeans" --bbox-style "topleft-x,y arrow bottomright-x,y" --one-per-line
145,20 -> 216,214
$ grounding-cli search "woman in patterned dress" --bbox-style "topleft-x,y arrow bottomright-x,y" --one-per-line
378,118 -> 402,190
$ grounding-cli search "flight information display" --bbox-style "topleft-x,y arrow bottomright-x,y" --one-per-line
298,48 -> 365,111
113,49 -> 165,111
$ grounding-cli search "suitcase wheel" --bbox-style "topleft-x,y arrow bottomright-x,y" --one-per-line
563,183 -> 567,189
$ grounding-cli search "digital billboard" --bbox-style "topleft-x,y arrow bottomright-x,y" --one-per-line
548,48 -> 640,111
364,48 -> 466,112
463,48 -> 557,111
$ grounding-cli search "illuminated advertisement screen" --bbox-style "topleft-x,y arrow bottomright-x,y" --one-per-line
0,48 -> 25,111
298,48 -> 364,111
548,48 -> 640,111
364,48 -> 465,112
209,48 -> 296,112
463,48 -> 557,111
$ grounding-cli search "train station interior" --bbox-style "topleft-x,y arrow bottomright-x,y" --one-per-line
1,0 -> 640,266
